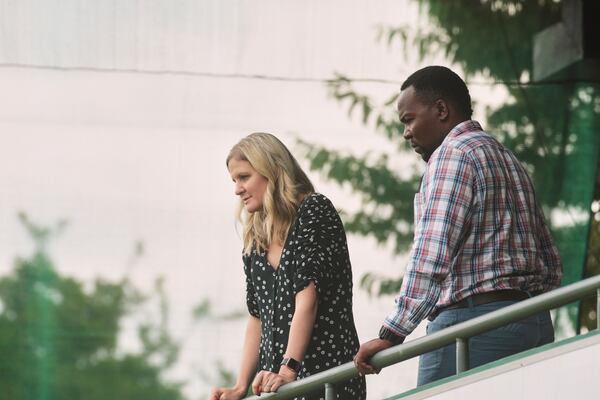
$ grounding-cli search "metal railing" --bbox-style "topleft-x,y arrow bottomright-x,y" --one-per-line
244,274 -> 600,400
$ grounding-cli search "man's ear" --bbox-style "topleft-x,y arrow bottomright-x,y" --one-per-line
435,99 -> 449,121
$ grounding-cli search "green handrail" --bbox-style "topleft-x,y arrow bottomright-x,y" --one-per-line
243,274 -> 600,400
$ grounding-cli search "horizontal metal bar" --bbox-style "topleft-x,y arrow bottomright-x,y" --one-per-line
244,274 -> 600,400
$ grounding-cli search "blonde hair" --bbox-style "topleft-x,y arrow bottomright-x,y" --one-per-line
226,133 -> 315,255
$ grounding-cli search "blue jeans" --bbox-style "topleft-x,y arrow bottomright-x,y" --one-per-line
417,300 -> 555,386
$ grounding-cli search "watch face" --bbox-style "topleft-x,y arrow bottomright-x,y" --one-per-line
281,357 -> 301,372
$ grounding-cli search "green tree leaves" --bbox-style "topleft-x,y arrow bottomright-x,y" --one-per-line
0,216 -> 184,400
302,1 -> 600,314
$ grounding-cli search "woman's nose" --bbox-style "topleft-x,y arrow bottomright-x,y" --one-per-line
234,183 -> 244,195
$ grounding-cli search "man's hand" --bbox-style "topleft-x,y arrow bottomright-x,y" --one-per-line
353,338 -> 394,375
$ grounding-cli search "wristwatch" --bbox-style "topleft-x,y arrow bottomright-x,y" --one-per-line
378,326 -> 405,345
280,357 -> 302,373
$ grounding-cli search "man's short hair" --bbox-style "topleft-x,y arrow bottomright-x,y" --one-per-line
401,66 -> 473,119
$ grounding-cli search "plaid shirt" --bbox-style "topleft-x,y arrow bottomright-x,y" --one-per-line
383,120 -> 563,338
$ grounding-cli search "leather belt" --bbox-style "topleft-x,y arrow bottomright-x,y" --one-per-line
434,289 -> 537,318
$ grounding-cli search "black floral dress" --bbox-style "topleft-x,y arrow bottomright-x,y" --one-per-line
243,193 -> 366,400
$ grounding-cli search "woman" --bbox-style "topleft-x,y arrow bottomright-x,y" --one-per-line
209,133 -> 366,400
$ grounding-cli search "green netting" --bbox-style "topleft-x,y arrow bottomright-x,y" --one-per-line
554,86 -> 599,286
512,83 -> 600,335
412,6 -> 600,334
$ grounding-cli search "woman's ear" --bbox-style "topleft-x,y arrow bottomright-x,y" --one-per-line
435,99 -> 450,121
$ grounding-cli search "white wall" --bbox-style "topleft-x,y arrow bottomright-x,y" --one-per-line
400,334 -> 600,400
0,1 -> 507,398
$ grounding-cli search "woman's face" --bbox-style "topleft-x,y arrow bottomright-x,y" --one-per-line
228,157 -> 269,213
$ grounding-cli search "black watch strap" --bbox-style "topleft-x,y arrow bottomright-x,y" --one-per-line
378,326 -> 405,345
280,357 -> 302,373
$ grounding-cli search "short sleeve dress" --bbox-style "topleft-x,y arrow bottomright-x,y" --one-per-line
243,193 -> 366,400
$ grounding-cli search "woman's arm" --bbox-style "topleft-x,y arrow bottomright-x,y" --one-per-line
251,282 -> 318,394
236,315 -> 262,389
210,315 -> 261,400
282,281 -> 318,371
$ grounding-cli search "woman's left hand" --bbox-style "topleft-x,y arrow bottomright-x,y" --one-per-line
251,367 -> 296,394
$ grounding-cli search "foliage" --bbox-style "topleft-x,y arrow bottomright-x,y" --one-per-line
302,0 -> 598,305
198,360 -> 240,398
1,213 -> 247,399
580,185 -> 600,332
0,215 -> 183,400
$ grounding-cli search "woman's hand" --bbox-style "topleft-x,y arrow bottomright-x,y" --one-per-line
251,367 -> 297,394
208,385 -> 247,400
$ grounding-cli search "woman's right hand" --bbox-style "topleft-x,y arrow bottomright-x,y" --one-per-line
208,386 -> 247,400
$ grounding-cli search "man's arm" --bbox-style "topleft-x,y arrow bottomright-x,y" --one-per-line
355,146 -> 475,374
383,145 -> 474,337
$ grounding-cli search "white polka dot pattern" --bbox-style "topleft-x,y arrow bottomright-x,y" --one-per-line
242,193 -> 366,399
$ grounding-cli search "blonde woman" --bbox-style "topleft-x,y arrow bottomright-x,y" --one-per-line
209,133 -> 366,400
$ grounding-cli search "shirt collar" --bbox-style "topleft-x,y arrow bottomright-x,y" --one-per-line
446,120 -> 483,139
427,120 -> 484,165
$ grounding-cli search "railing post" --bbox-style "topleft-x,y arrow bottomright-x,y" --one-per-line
597,288 -> 600,331
325,383 -> 337,400
456,337 -> 469,373
240,276 -> 600,400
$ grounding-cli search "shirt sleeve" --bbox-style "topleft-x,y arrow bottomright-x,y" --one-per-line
243,253 -> 260,318
292,195 -> 341,295
383,145 -> 475,337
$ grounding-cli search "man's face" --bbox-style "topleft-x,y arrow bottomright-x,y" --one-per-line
397,86 -> 447,162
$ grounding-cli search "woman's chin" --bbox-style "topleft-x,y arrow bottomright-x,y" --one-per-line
244,204 -> 259,213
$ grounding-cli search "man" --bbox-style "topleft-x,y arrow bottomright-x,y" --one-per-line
354,66 -> 562,385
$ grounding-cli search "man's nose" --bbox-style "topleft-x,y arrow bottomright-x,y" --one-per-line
402,125 -> 411,140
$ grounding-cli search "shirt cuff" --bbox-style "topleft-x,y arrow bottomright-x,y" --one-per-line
378,325 -> 405,345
